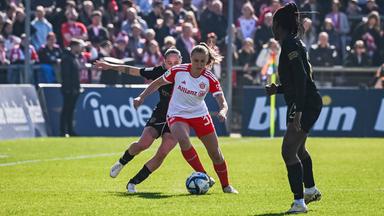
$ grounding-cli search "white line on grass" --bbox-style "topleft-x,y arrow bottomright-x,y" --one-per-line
0,154 -> 9,158
0,153 -> 120,167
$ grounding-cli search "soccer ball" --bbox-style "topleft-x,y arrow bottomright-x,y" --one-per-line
185,172 -> 210,195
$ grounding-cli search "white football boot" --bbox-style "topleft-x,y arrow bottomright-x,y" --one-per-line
110,161 -> 124,178
304,188 -> 322,204
208,176 -> 215,188
286,201 -> 308,214
223,185 -> 239,194
126,183 -> 137,193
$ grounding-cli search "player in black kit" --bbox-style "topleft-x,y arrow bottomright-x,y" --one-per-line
94,48 -> 202,193
265,3 -> 322,214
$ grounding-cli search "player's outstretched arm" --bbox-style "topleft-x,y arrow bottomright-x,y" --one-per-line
214,93 -> 228,122
134,77 -> 168,109
94,60 -> 141,76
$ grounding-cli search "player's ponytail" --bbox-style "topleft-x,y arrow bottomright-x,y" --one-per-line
273,2 -> 299,36
191,42 -> 223,67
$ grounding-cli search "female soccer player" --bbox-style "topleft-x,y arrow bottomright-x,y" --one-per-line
265,3 -> 322,213
94,48 -> 215,193
134,43 -> 238,194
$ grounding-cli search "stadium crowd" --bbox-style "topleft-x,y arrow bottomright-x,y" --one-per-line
0,0 -> 383,87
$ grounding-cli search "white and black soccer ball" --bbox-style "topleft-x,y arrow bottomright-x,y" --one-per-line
185,172 -> 210,195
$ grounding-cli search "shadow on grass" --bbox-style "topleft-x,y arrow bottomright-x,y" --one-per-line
253,212 -> 286,216
109,191 -> 211,199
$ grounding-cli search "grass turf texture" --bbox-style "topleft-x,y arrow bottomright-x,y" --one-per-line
0,138 -> 383,216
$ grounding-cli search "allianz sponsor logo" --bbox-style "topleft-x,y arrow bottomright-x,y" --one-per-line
82,91 -> 153,128
0,96 -> 44,125
248,96 -> 384,132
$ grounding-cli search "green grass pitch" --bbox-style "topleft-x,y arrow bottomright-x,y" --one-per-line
0,137 -> 383,215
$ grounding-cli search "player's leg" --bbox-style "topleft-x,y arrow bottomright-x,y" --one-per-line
110,127 -> 158,178
298,136 -> 322,204
283,123 -> 308,213
127,132 -> 178,193
192,115 -> 237,193
168,120 -> 207,173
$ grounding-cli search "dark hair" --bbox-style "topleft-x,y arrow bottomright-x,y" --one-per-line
164,47 -> 182,59
273,2 -> 299,36
191,42 -> 223,66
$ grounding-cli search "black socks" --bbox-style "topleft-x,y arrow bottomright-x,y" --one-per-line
286,162 -> 304,200
301,156 -> 315,188
119,150 -> 134,165
129,165 -> 152,185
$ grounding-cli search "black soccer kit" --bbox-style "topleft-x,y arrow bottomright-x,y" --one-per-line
276,34 -> 323,133
139,66 -> 173,137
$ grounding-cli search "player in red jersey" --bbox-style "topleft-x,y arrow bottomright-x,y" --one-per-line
134,43 -> 238,193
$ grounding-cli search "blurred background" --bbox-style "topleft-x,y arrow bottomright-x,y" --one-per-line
0,0 -> 383,139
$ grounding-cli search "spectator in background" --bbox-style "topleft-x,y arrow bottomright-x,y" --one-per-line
322,17 -> 341,51
127,23 -> 146,63
309,32 -> 338,66
352,11 -> 382,66
4,3 -> 16,21
106,23 -> 117,44
346,0 -> 363,16
183,0 -> 198,16
300,0 -> 323,33
12,8 -> 30,37
373,63 -> 384,89
87,10 -> 109,47
48,0 -> 76,47
144,28 -> 156,50
171,0 -> 187,25
38,32 -> 62,83
254,12 -> 273,52
364,0 -> 380,14
199,0 -> 226,43
0,36 -> 10,83
161,35 -> 176,54
144,1 -> 163,29
256,38 -> 280,71
1,19 -> 19,55
326,0 -> 350,58
99,40 -> 118,85
344,40 -> 371,67
61,8 -> 88,47
31,6 -> 53,50
206,32 -> 221,79
8,34 -> 39,83
176,22 -> 196,63
237,38 -> 257,86
78,1 -> 94,27
184,10 -> 201,41
302,18 -> 317,49
121,7 -> 148,36
236,2 -> 258,43
136,0 -> 153,16
155,10 -> 178,47
111,32 -> 133,59
60,38 -> 83,137
142,40 -> 163,67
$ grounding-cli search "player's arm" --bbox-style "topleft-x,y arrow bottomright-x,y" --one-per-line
214,93 -> 228,122
94,60 -> 141,76
133,77 -> 168,109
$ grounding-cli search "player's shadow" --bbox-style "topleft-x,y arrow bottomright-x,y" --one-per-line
111,191 -> 192,199
253,213 -> 286,216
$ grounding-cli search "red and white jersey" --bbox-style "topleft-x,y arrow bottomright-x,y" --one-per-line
163,63 -> 223,119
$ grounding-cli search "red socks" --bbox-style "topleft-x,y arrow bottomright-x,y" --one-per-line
181,146 -> 206,173
214,161 -> 229,188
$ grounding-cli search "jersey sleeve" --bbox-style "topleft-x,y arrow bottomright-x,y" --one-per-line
208,75 -> 223,96
162,67 -> 176,83
139,66 -> 164,80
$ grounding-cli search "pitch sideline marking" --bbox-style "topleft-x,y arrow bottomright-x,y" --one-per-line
0,153 -> 120,167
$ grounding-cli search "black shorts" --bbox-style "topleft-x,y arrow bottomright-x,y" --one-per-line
145,107 -> 170,138
287,94 -> 322,133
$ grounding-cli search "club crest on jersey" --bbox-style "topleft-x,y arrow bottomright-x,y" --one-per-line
199,82 -> 206,89
198,91 -> 206,97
